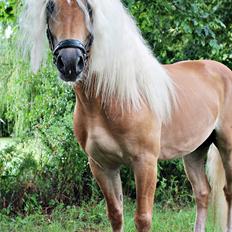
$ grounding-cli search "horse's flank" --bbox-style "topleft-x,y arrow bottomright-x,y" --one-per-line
161,60 -> 231,159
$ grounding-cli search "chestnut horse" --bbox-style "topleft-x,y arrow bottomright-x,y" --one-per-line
20,0 -> 232,231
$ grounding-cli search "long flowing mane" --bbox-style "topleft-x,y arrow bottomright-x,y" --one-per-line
20,0 -> 175,122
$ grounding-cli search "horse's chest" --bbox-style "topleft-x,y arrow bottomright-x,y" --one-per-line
84,126 -> 125,166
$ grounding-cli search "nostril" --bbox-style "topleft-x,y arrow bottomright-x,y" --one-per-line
57,55 -> 65,74
76,56 -> 84,74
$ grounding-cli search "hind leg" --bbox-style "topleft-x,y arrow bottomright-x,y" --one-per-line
183,145 -> 211,232
216,129 -> 232,232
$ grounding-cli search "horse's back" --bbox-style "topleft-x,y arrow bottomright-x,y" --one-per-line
160,60 -> 232,159
165,59 -> 232,89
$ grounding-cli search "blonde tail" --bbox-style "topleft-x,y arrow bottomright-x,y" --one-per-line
207,144 -> 227,232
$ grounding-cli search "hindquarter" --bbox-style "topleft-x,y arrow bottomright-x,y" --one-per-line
213,62 -> 232,150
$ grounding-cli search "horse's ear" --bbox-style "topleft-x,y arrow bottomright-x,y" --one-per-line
46,1 -> 55,17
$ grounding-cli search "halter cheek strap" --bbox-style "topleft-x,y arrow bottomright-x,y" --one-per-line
46,26 -> 54,51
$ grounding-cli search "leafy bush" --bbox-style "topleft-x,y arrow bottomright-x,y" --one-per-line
125,0 -> 232,67
0,46 -> 99,212
0,137 -> 98,214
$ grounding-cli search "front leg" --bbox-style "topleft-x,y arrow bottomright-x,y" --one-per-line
89,158 -> 123,232
133,153 -> 158,232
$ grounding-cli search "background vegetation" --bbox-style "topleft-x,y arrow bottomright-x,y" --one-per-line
0,0 -> 232,224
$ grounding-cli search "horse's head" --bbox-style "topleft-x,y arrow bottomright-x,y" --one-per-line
46,0 -> 93,82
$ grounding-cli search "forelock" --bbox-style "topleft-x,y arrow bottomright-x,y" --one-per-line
76,0 -> 93,33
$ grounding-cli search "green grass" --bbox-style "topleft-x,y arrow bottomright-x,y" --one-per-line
0,199 -> 215,232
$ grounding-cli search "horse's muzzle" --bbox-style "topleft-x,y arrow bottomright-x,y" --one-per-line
55,48 -> 85,82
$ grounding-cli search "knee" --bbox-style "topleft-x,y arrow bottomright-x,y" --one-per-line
195,189 -> 211,208
135,213 -> 152,231
108,207 -> 123,227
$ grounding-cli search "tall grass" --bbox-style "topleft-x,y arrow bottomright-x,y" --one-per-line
0,199 -> 216,232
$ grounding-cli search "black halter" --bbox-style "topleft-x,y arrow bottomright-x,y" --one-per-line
53,39 -> 86,56
46,1 -> 93,64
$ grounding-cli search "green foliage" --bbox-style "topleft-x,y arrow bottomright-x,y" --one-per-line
0,138 -> 97,213
0,50 -> 98,211
1,0 -> 232,214
0,0 -> 19,24
156,161 -> 193,207
124,0 -> 232,67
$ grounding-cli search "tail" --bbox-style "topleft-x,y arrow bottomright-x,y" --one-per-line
207,144 -> 227,232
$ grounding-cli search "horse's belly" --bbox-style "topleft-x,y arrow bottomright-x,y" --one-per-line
160,104 -> 219,160
160,123 -> 215,160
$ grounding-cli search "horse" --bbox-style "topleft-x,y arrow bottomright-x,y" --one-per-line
20,0 -> 232,231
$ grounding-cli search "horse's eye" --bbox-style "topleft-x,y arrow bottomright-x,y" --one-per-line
46,0 -> 55,16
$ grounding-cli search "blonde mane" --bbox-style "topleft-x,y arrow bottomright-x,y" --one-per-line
20,0 -> 175,122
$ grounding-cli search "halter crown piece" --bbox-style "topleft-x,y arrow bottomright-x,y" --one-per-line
46,1 -> 93,65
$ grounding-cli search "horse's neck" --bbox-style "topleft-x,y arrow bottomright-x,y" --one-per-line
74,82 -> 133,120
74,83 -> 100,112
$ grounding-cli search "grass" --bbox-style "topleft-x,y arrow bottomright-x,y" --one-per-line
0,199 -> 215,232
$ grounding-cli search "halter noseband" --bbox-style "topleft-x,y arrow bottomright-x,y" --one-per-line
46,1 -> 93,64
53,39 -> 86,56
